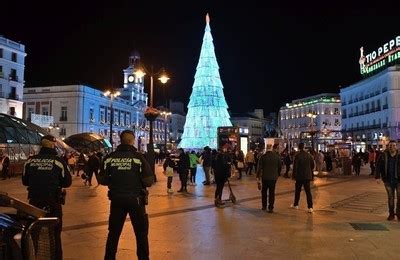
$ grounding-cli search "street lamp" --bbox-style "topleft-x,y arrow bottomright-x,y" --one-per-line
160,111 -> 172,152
48,123 -> 60,131
104,89 -> 121,150
134,64 -> 170,177
306,112 -> 317,151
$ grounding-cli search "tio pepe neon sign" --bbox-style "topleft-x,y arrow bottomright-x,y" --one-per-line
359,36 -> 400,75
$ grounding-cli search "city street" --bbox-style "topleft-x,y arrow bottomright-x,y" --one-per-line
1,165 -> 399,259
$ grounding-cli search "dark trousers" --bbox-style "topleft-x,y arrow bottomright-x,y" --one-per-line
215,179 -> 226,200
203,166 -> 211,183
370,162 -> 376,174
284,164 -> 291,177
87,168 -> 98,184
293,180 -> 313,209
326,161 -> 333,172
384,182 -> 400,215
29,197 -> 63,260
105,197 -> 149,260
261,180 -> 277,210
353,165 -> 361,176
179,170 -> 189,191
190,167 -> 197,183
167,176 -> 173,189
246,163 -> 254,175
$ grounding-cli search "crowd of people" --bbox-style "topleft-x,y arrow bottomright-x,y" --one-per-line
1,136 -> 400,259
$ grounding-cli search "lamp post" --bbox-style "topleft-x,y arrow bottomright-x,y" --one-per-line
160,111 -> 172,152
134,65 -> 170,177
104,89 -> 121,151
306,112 -> 317,151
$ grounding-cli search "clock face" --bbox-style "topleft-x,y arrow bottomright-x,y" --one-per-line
128,75 -> 134,83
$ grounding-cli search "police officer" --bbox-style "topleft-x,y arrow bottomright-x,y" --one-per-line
22,135 -> 72,260
98,130 -> 154,260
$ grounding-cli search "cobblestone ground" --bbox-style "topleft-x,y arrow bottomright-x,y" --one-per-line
1,165 -> 399,259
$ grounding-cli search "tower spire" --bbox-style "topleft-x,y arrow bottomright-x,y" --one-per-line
206,13 -> 210,24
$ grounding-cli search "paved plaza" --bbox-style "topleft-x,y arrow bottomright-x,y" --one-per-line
1,165 -> 400,259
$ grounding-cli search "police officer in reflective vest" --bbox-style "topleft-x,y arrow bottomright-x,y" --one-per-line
22,135 -> 72,260
99,130 -> 154,260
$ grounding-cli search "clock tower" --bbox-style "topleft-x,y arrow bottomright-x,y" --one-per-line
120,50 -> 148,106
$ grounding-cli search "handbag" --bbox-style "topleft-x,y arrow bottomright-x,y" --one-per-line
165,166 -> 174,177
237,161 -> 244,169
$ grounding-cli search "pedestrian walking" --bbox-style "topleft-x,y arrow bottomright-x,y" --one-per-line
245,149 -> 255,175
234,149 -> 245,180
188,151 -> 199,185
98,130 -> 154,260
22,135 -> 72,259
375,140 -> 400,221
177,148 -> 190,192
283,152 -> 292,178
352,152 -> 362,176
85,151 -> 100,186
201,146 -> 212,185
291,143 -> 315,213
369,148 -> 377,176
77,152 -> 86,177
0,149 -> 10,179
67,152 -> 76,175
256,144 -> 282,212
163,153 -> 176,193
214,147 -> 231,207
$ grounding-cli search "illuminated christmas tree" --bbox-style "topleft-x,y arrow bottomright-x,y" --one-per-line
179,14 -> 232,150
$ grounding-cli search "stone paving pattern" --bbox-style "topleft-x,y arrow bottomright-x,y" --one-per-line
1,165 -> 400,259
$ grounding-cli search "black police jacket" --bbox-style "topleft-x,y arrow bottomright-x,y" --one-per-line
22,147 -> 72,199
98,144 -> 154,199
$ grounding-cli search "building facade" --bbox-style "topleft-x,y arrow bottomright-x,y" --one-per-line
230,109 -> 265,142
0,36 -> 26,118
340,65 -> 400,149
22,52 -> 170,150
280,93 -> 342,151
23,85 -> 139,143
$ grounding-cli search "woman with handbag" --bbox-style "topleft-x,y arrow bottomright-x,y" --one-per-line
235,150 -> 245,180
163,153 -> 176,193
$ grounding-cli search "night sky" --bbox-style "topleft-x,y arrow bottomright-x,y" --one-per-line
2,1 -> 400,113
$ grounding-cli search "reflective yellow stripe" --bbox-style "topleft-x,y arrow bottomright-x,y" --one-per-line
54,160 -> 65,177
104,158 -> 112,170
133,158 -> 142,172
133,158 -> 142,165
23,159 -> 32,176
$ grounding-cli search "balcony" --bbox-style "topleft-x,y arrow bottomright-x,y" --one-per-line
59,116 -> 68,121
8,75 -> 18,82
